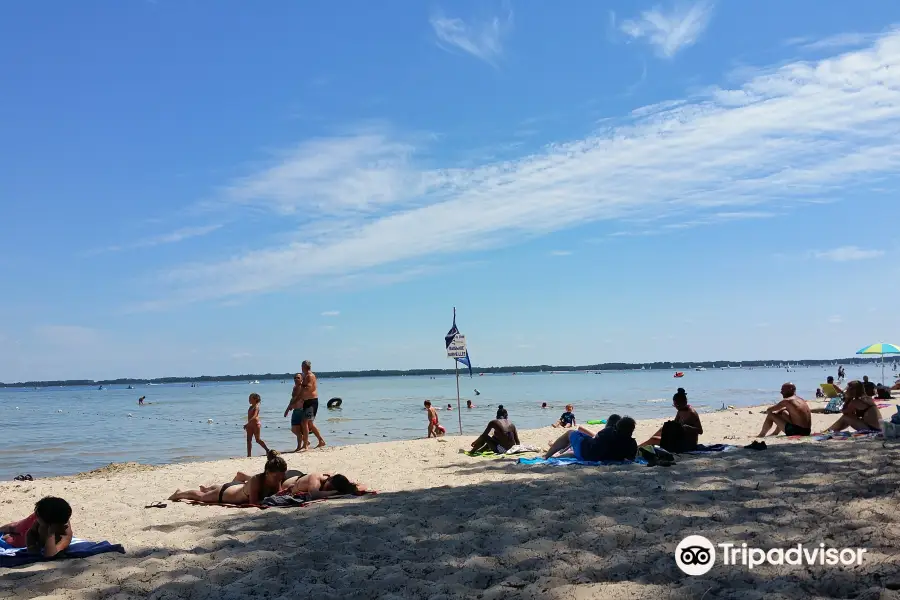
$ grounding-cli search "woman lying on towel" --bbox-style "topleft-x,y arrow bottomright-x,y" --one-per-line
282,472 -> 366,499
168,450 -> 287,505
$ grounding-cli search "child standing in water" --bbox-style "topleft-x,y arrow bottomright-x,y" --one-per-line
425,401 -> 445,437
244,393 -> 270,457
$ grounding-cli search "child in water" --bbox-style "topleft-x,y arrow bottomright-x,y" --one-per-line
425,401 -> 445,437
446,403 -> 454,411
244,393 -> 270,457
0,496 -> 73,557
552,404 -> 577,428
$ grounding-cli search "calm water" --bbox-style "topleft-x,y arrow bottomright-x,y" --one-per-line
0,364 -> 887,479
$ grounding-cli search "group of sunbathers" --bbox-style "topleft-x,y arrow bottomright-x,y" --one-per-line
167,450 -> 366,506
759,379 -> 884,437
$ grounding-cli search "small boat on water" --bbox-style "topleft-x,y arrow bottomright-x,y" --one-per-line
127,385 -> 134,390
695,367 -> 707,372
674,372 -> 685,378
249,380 -> 260,384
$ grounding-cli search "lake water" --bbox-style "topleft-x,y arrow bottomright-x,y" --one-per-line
0,364 -> 888,479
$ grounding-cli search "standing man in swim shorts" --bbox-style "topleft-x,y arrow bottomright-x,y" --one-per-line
284,373 -> 307,452
297,360 -> 326,450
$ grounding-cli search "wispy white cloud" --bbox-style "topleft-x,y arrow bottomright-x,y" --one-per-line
827,315 -> 843,324
550,250 -> 573,256
430,7 -> 513,66
788,32 -> 879,52
231,352 -> 252,359
813,246 -> 885,262
88,224 -> 221,255
321,310 -> 340,317
144,30 -> 900,307
620,1 -> 714,58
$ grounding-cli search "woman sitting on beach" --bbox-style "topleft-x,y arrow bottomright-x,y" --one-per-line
470,405 -> 520,454
827,380 -> 882,433
168,450 -> 287,505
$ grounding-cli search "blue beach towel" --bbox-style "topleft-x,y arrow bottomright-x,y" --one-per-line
517,456 -> 648,467
0,538 -> 125,568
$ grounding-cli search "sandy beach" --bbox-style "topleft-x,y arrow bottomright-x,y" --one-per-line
3,400 -> 900,599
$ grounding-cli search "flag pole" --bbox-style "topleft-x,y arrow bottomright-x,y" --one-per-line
456,360 -> 462,435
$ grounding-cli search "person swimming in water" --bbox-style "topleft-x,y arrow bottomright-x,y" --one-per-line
168,450 -> 287,505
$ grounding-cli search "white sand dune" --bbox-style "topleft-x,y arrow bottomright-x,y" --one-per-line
2,402 -> 899,599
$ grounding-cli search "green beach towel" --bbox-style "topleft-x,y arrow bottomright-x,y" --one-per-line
585,419 -> 607,426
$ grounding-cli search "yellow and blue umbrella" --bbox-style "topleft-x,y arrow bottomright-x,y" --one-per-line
856,342 -> 900,384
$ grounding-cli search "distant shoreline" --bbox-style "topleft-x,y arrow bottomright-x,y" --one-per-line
1,356 -> 889,388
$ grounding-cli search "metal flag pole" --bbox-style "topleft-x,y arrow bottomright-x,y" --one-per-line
456,360 -> 462,435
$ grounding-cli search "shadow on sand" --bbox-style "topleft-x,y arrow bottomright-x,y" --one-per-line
5,440 -> 900,599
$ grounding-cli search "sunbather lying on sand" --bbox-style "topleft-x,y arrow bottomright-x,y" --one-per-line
168,450 -> 287,505
827,380 -> 882,433
281,472 -> 366,499
757,383 -> 812,437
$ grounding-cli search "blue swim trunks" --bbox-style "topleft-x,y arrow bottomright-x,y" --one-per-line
290,409 -> 304,426
568,430 -> 592,460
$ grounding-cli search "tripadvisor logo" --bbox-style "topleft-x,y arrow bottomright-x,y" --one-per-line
675,535 -> 867,576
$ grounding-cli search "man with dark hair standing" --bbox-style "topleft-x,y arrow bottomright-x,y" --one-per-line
284,360 -> 326,451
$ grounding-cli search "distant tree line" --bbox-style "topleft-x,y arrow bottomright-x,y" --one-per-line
0,356 -> 891,388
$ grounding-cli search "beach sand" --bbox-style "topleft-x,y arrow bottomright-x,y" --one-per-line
2,401 -> 900,599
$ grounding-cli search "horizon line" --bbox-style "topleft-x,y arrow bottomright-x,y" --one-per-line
1,355 -> 889,387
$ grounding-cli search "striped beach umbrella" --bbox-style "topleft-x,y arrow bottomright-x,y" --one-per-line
856,343 -> 900,384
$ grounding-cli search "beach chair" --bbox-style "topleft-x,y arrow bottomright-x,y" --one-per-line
820,383 -> 841,399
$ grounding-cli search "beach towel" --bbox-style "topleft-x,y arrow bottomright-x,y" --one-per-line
585,419 -> 607,426
812,430 -> 883,442
180,490 -> 376,510
0,538 -> 124,568
686,444 -> 739,454
517,456 -> 648,467
877,403 -> 892,409
463,444 -> 541,457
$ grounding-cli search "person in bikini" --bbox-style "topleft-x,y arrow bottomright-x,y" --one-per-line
244,393 -> 270,457
281,472 -> 366,499
168,450 -> 287,505
470,405 -> 519,453
639,388 -> 703,452
757,383 -> 813,437
827,379 -> 883,432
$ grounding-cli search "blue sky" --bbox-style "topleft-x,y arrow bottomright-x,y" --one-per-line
2,0 -> 900,381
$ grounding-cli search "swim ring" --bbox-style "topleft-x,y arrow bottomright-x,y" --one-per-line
327,397 -> 343,409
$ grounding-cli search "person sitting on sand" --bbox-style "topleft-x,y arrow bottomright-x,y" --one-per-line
827,380 -> 882,433
824,376 -> 844,396
639,388 -> 703,452
863,376 -> 877,398
545,414 -> 637,461
0,496 -> 73,556
244,393 -> 270,457
470,405 -> 520,454
281,472 -> 367,499
168,450 -> 287,505
425,400 -> 445,437
552,404 -> 577,429
757,383 -> 812,437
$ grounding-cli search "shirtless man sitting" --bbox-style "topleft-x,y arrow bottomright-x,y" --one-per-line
470,405 -> 520,454
827,380 -> 882,433
639,388 -> 703,452
757,383 -> 812,437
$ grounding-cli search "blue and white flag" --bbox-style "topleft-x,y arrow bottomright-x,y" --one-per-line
445,307 -> 473,377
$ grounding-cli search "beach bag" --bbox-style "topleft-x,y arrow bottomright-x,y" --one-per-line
660,420 -> 687,453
